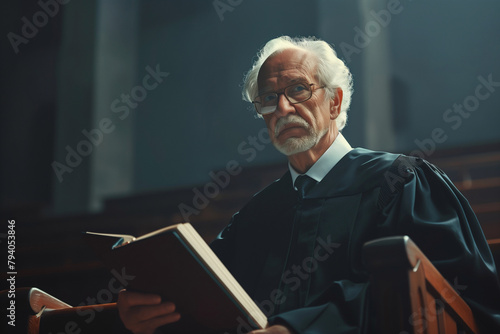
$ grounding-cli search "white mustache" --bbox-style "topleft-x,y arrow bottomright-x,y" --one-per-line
275,115 -> 310,137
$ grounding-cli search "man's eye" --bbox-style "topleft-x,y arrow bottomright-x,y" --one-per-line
288,84 -> 307,95
262,94 -> 277,103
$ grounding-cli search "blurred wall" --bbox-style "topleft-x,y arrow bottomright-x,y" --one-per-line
389,1 -> 500,151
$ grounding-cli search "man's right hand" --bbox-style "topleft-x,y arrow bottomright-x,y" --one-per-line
117,290 -> 181,334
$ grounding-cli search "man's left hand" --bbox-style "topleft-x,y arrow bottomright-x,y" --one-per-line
249,325 -> 293,334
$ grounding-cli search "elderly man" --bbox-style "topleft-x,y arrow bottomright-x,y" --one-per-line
118,36 -> 500,333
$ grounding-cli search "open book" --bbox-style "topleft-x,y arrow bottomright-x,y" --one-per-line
85,223 -> 267,334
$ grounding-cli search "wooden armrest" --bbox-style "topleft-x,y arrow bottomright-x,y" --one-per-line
28,287 -> 72,312
0,288 -> 128,334
1,287 -> 72,334
0,287 -> 71,314
363,236 -> 479,334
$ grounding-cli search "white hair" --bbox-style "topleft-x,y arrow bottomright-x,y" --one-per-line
242,36 -> 353,131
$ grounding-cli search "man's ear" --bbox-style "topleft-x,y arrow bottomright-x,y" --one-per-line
330,87 -> 343,120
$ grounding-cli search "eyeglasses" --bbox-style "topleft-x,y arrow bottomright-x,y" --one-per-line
252,82 -> 326,115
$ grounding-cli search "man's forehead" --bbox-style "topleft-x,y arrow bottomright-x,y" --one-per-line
259,49 -> 314,75
257,48 -> 317,89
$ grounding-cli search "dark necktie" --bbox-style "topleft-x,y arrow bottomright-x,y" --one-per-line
294,175 -> 317,199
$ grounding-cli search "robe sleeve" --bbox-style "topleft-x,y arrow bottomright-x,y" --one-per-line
377,155 -> 500,332
267,280 -> 370,333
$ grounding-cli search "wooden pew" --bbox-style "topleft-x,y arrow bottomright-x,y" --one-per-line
0,288 -> 127,334
364,236 -> 479,334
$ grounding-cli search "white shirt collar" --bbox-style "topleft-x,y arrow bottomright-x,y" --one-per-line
289,133 -> 352,187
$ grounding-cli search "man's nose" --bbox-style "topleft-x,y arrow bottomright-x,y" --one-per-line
274,93 -> 295,117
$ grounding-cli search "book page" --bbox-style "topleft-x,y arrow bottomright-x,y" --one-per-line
177,223 -> 268,329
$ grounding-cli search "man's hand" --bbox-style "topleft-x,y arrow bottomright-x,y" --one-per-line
249,325 -> 293,334
117,290 -> 181,334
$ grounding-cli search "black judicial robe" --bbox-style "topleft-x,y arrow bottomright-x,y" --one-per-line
210,148 -> 500,333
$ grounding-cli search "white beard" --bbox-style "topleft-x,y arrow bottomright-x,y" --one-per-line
272,115 -> 328,156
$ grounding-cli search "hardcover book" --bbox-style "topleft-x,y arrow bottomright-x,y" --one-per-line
85,223 -> 267,334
